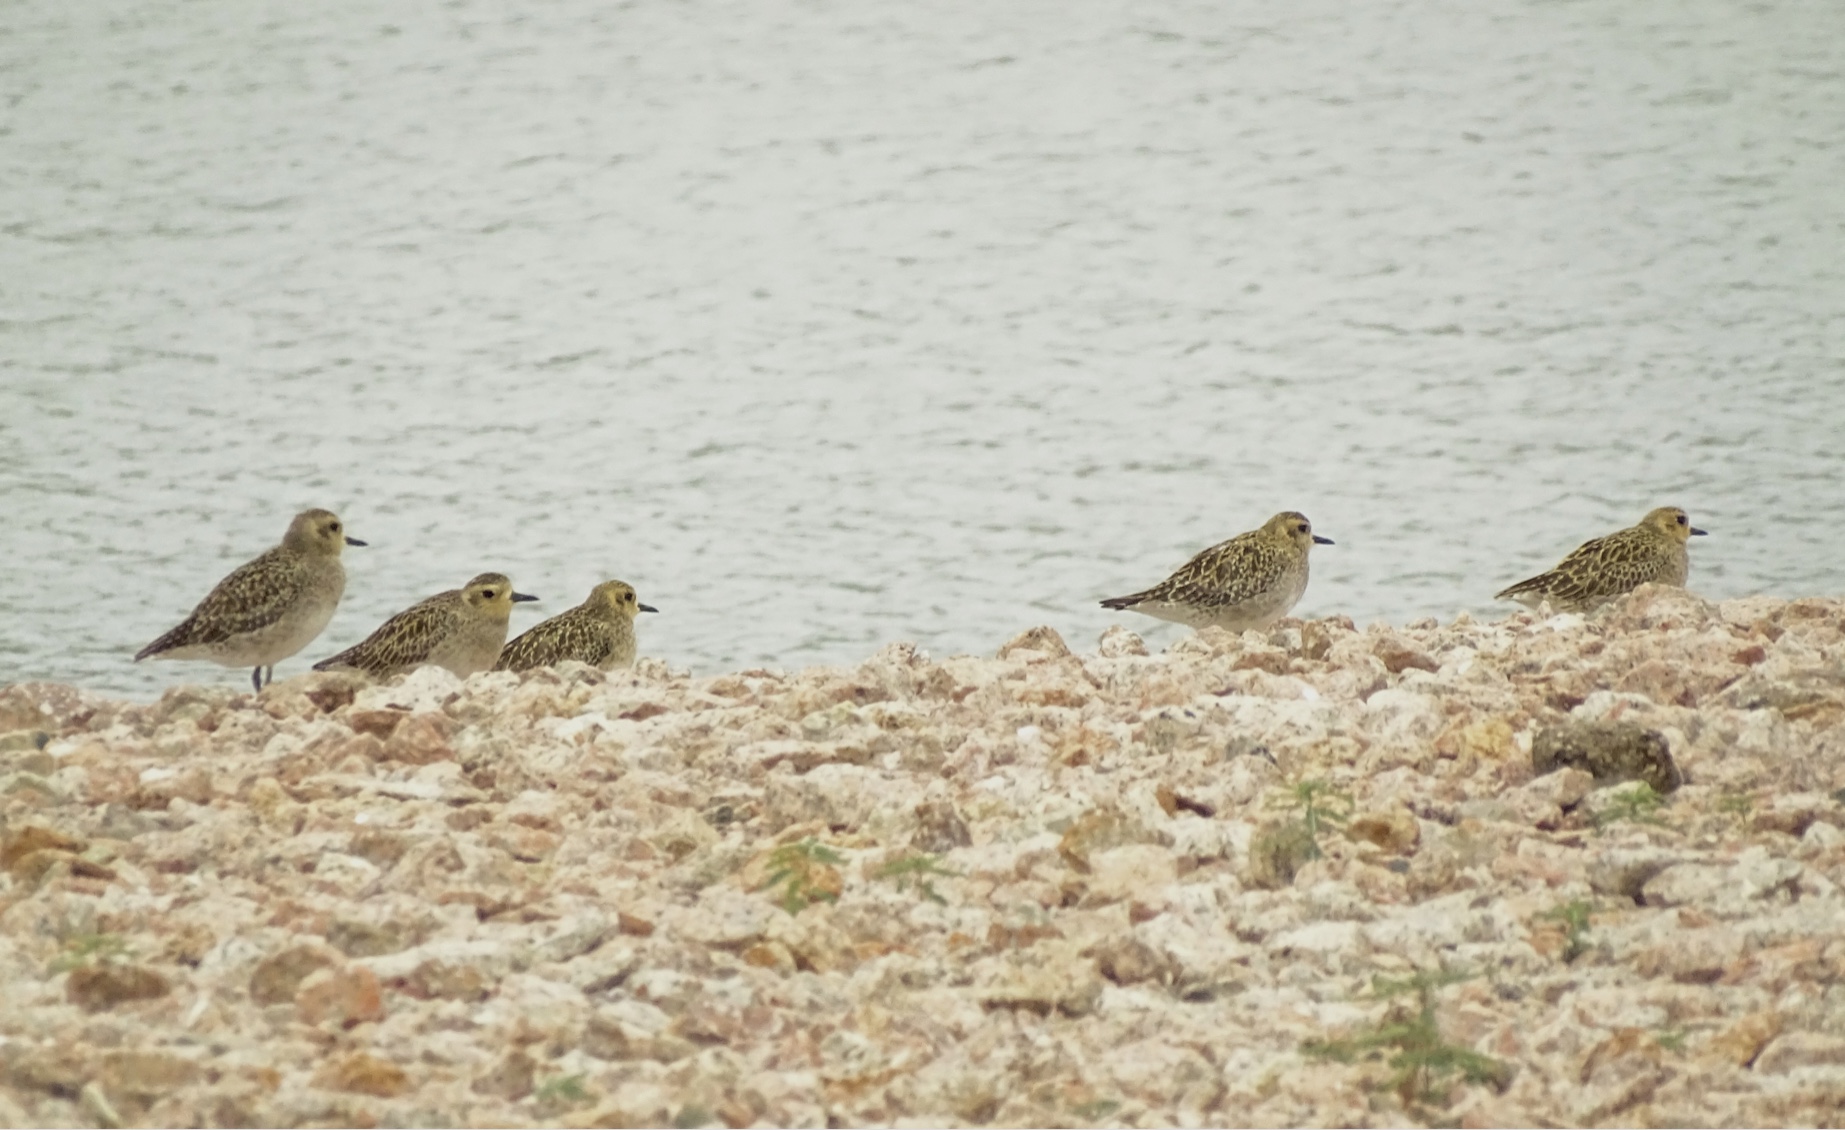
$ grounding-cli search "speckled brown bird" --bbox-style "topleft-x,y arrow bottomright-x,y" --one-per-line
1101,511 -> 1334,632
136,508 -> 366,692
495,580 -> 656,672
314,572 -> 537,679
1495,506 -> 1707,613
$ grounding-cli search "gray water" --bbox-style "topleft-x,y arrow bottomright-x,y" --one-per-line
4,0 -> 1843,698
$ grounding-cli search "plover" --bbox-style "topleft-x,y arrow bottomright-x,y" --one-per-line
1496,506 -> 1707,613
313,572 -> 537,679
1101,511 -> 1333,633
135,508 -> 365,692
496,579 -> 656,672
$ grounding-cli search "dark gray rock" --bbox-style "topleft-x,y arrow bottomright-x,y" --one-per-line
1532,721 -> 1681,794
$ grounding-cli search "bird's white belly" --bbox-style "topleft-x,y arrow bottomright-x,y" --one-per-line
424,621 -> 510,678
159,601 -> 337,668
1130,581 -> 1303,634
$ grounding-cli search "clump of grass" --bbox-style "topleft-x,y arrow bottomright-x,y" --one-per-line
48,933 -> 130,975
1071,1099 -> 1121,1121
1302,969 -> 1514,1114
1249,779 -> 1354,889
1275,779 -> 1354,841
755,839 -> 845,914
1540,899 -> 1595,963
1593,782 -> 1667,831
532,1074 -> 590,1112
1654,1028 -> 1688,1054
1247,821 -> 1319,890
872,852 -> 958,905
1715,791 -> 1754,822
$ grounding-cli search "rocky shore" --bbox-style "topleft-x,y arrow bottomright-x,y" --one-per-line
3,584 -> 1844,1127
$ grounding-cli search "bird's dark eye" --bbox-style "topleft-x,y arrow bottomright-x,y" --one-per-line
485,589 -> 497,598
1676,515 -> 1686,525
1297,524 -> 1309,533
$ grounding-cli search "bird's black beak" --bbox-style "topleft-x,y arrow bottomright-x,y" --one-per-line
1690,527 -> 1708,537
639,603 -> 659,613
345,536 -> 368,547
1313,535 -> 1335,545
512,592 -> 539,603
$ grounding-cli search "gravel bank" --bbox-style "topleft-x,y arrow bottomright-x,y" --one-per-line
3,584 -> 1844,1127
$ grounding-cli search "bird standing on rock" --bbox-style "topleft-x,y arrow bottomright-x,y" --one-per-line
314,572 -> 537,679
1495,506 -> 1707,613
496,580 -> 656,672
136,508 -> 366,692
1101,510 -> 1334,633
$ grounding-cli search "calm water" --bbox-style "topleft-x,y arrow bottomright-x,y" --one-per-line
4,0 -> 1843,698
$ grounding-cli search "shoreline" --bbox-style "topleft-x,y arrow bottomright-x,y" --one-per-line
3,584 -> 1844,1126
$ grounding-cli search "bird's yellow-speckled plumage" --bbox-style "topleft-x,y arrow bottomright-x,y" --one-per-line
496,580 -> 656,672
1101,511 -> 1333,633
136,508 -> 364,691
314,572 -> 537,679
1495,506 -> 1706,613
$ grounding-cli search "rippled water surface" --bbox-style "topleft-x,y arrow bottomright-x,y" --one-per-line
4,0 -> 1843,697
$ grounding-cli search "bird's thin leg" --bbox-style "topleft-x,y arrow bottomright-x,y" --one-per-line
251,668 -> 263,693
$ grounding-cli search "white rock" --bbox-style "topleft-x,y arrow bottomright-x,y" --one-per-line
1800,820 -> 1843,850
671,887 -> 777,949
1268,920 -> 1363,956
1642,850 -> 1802,909
351,665 -> 463,713
1086,844 -> 1178,905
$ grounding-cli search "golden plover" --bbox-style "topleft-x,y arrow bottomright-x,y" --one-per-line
1495,506 -> 1707,613
135,508 -> 366,692
1101,510 -> 1334,632
495,579 -> 656,672
313,572 -> 537,679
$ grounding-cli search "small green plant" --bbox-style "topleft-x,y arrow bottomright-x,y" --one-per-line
1654,1027 -> 1688,1054
872,852 -> 958,905
1248,779 -> 1354,888
1540,899 -> 1595,963
1275,778 -> 1355,840
1593,782 -> 1667,831
48,933 -> 130,975
1071,1099 -> 1121,1121
1302,969 -> 1513,1114
532,1074 -> 590,1110
1715,791 -> 1754,822
1247,820 -> 1319,890
756,838 -> 845,914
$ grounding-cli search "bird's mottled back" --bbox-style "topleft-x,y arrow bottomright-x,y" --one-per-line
497,580 -> 655,672
1495,506 -> 1706,613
